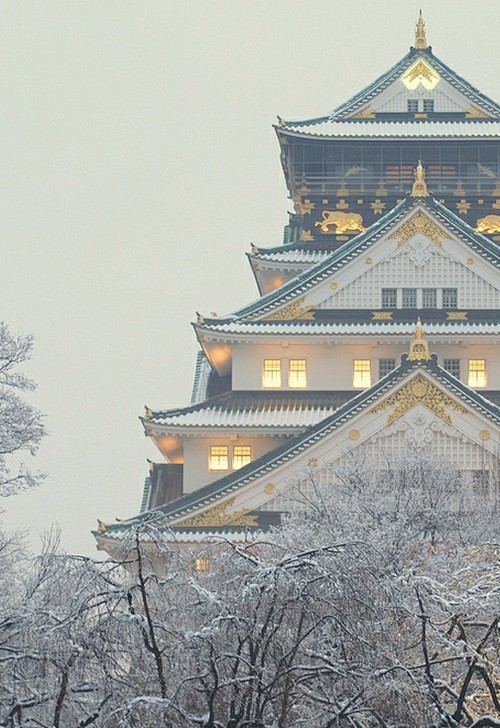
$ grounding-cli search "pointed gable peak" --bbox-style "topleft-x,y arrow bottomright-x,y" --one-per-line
414,10 -> 428,50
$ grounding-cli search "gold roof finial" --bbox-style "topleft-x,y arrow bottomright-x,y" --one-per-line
414,10 -> 428,49
411,159 -> 429,197
408,317 -> 431,361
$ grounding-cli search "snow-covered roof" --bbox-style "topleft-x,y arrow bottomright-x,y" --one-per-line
281,120 -> 500,139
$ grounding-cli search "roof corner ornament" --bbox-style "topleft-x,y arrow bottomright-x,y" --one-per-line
414,9 -> 428,49
408,317 -> 431,361
411,159 -> 429,197
277,115 -> 286,127
97,519 -> 107,533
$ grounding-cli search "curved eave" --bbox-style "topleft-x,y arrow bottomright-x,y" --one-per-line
198,197 -> 500,326
276,121 -> 500,141
277,47 -> 500,128
99,357 -> 500,533
194,320 -> 500,339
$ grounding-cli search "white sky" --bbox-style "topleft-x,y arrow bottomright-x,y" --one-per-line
2,1 -> 499,557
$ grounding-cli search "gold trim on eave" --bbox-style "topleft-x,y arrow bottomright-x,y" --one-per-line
265,296 -> 315,321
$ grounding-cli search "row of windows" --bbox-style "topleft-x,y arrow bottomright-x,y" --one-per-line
263,359 -> 307,388
381,288 -> 458,309
209,445 -> 252,471
262,358 -> 488,390
407,99 -> 434,113
353,358 -> 487,389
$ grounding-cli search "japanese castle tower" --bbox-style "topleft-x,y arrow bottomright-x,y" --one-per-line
95,14 -> 500,557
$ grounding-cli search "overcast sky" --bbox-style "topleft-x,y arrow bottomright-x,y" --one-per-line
2,1 -> 499,557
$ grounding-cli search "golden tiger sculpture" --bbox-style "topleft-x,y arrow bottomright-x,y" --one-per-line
476,214 -> 500,234
315,210 -> 365,234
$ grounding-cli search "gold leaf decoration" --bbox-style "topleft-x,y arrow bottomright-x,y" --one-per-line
178,497 -> 258,528
465,106 -> 490,119
476,214 -> 500,234
371,374 -> 469,426
446,312 -> 468,320
388,211 -> 451,248
351,106 -> 376,119
372,311 -> 393,320
265,296 -> 315,321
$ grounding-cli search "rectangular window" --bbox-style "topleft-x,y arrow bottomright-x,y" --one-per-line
379,358 -> 396,378
233,446 -> 252,470
262,359 -> 281,388
195,557 -> 210,573
209,446 -> 229,471
423,99 -> 435,112
443,358 -> 460,378
468,359 -> 486,388
442,288 -> 458,308
422,288 -> 437,308
353,359 -> 371,389
407,99 -> 419,112
288,359 -> 307,388
381,288 -> 397,308
402,288 -> 417,308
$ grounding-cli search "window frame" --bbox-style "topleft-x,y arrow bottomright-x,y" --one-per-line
209,445 -> 229,471
288,359 -> 307,388
262,359 -> 282,389
353,359 -> 371,389
232,446 -> 252,470
468,359 -> 486,388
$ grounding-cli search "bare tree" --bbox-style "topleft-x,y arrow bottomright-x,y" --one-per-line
0,322 -> 46,495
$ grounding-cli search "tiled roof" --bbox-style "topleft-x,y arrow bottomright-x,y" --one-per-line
249,248 -> 330,264
199,197 -> 500,326
281,120 -> 500,139
146,391 -> 354,430
196,320 -> 500,337
101,356 -> 500,534
281,48 -> 500,126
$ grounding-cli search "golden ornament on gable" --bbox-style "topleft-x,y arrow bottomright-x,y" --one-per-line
389,211 -> 451,248
265,296 -> 315,321
178,497 -> 258,528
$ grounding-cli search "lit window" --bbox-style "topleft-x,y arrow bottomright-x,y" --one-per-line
443,288 -> 458,308
402,288 -> 417,308
422,288 -> 437,308
195,557 -> 210,573
443,358 -> 460,378
468,360 -> 486,388
379,358 -> 396,378
262,359 -> 281,388
353,359 -> 371,389
209,446 -> 229,471
288,359 -> 307,388
233,446 -> 252,470
381,288 -> 397,308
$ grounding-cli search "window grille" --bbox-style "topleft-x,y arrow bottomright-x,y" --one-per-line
443,359 -> 460,378
353,359 -> 371,389
209,446 -> 229,471
262,359 -> 281,388
379,358 -> 396,378
407,99 -> 419,112
233,446 -> 252,470
288,359 -> 307,388
423,99 -> 435,112
442,288 -> 458,308
422,288 -> 437,308
381,288 -> 397,308
468,359 -> 486,388
402,288 -> 417,308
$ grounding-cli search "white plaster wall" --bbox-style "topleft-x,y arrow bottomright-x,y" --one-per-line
232,341 -> 500,391
182,434 -> 287,493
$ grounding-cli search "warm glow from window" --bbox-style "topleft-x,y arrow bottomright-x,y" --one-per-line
209,446 -> 229,470
262,359 -> 281,388
195,557 -> 209,573
353,359 -> 371,389
468,360 -> 486,388
233,446 -> 252,470
288,359 -> 307,388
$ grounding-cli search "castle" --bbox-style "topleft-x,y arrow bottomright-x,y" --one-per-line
95,13 -> 500,558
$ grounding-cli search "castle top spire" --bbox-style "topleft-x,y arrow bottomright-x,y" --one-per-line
408,318 -> 431,361
414,10 -> 428,49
